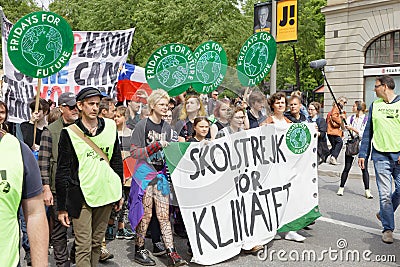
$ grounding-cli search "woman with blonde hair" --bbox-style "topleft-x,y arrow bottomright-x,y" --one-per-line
129,89 -> 186,266
175,94 -> 208,142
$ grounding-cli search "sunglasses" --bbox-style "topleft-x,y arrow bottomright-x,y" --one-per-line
62,104 -> 77,110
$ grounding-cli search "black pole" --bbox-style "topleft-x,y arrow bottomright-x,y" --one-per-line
320,69 -> 354,139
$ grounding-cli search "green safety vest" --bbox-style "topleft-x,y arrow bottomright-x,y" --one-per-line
66,118 -> 122,207
372,98 -> 400,152
0,133 -> 23,267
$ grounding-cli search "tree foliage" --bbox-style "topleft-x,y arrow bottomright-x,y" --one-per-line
1,0 -> 326,96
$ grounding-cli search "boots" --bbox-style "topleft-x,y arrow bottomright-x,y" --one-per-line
167,248 -> 187,267
135,246 -> 156,266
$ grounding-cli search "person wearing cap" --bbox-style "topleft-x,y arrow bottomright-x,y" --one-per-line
38,92 -> 79,266
55,87 -> 124,266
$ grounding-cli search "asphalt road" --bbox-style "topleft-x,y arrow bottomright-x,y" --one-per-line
20,173 -> 400,266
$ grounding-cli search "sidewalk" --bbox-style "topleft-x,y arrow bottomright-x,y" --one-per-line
317,147 -> 375,180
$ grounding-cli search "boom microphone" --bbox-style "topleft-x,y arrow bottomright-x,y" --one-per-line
310,59 -> 327,69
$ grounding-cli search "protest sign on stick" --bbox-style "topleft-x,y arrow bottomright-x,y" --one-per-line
7,11 -> 74,142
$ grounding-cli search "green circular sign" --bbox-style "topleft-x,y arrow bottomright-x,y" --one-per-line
236,32 -> 276,87
192,41 -> 228,94
7,11 -> 74,78
145,43 -> 195,97
286,123 -> 311,154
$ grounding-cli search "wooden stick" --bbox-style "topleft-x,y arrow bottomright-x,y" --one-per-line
33,79 -> 41,148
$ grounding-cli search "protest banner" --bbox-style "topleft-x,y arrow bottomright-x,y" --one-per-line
1,10 -> 135,123
164,123 -> 320,265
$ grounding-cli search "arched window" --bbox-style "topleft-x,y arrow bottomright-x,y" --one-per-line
365,31 -> 400,65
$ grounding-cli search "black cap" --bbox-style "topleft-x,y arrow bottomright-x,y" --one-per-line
76,87 -> 103,102
58,92 -> 76,106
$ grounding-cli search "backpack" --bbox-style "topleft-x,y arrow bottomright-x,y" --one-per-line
349,114 -> 368,127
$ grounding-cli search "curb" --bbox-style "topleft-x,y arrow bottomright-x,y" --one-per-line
317,163 -> 376,180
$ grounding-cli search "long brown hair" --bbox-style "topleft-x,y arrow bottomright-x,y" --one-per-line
0,101 -> 9,132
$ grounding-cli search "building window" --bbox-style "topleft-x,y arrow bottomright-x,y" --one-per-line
365,31 -> 400,65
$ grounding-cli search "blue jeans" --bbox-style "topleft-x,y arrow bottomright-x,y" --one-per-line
374,160 -> 400,232
19,208 -> 30,252
327,135 -> 343,159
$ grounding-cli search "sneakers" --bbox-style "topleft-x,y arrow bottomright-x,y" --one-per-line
24,251 -> 32,266
273,234 -> 282,240
284,231 -> 306,242
382,230 -> 393,244
105,225 -> 114,240
365,189 -> 373,199
167,248 -> 187,266
99,247 -> 114,262
135,246 -> 156,266
116,228 -> 135,240
243,245 -> 264,254
329,156 -> 338,165
153,241 -> 167,256
337,187 -> 344,196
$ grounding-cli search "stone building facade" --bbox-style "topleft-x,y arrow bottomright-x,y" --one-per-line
322,0 -> 400,112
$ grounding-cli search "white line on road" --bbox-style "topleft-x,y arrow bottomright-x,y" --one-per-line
318,216 -> 400,239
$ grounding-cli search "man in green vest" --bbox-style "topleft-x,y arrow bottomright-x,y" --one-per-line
0,129 -> 49,266
39,92 -> 79,266
359,75 -> 400,244
56,87 -> 124,266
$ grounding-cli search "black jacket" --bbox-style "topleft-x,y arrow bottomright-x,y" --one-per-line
55,118 -> 123,218
284,111 -> 308,123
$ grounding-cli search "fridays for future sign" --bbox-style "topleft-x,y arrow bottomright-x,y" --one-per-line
237,31 -> 276,87
7,11 -> 74,78
163,123 -> 321,265
1,10 -> 135,123
192,41 -> 227,94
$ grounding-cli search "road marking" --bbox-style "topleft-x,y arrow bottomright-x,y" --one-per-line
318,216 -> 400,239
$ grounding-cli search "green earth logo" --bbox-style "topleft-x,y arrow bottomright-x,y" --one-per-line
156,55 -> 189,89
22,25 -> 62,67
286,124 -> 311,154
243,42 -> 268,77
196,51 -> 221,84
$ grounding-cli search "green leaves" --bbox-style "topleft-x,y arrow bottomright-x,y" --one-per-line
0,0 -> 326,95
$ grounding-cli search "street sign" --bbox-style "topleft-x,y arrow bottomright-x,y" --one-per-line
7,11 -> 74,78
